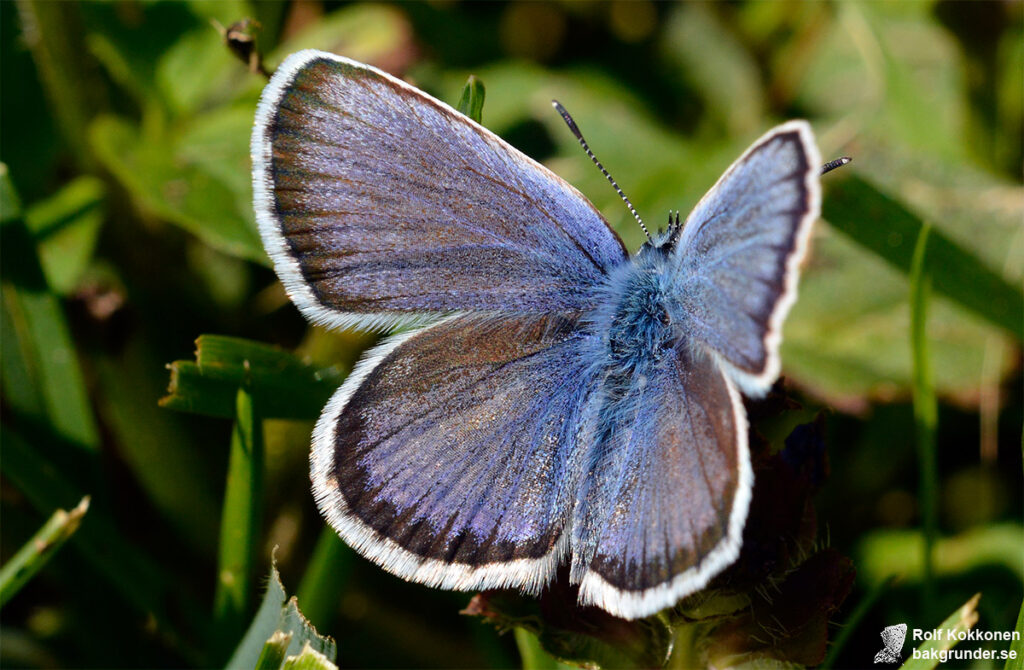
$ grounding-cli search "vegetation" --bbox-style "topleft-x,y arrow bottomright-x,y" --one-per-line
1,1 -> 1020,668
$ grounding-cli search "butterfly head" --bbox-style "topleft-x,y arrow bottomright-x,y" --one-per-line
638,210 -> 685,256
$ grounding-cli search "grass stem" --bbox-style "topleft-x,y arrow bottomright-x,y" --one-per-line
909,223 -> 938,616
214,385 -> 265,654
0,497 -> 90,607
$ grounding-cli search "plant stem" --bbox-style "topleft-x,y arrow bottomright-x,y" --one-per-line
515,629 -> 560,670
909,223 -> 937,616
14,0 -> 108,170
1005,593 -> 1024,670
214,385 -> 265,654
0,497 -> 90,607
254,631 -> 293,670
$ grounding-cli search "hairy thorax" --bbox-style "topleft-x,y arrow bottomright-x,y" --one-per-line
589,238 -> 682,381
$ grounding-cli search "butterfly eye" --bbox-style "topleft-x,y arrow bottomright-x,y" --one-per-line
658,305 -> 672,326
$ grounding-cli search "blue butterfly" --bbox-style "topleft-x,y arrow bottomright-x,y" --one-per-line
252,50 -> 822,620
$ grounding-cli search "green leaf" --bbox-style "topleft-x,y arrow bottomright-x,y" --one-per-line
782,223 -> 1017,408
898,594 -> 980,670
161,335 -> 346,419
83,2 -> 224,114
0,182 -> 100,451
823,175 -> 1023,341
157,25 -> 247,117
659,2 -> 765,136
176,104 -> 258,223
268,4 -> 413,67
456,75 -> 486,124
226,558 -> 336,670
88,114 -> 265,263
184,0 -> 253,25
784,0 -> 1022,402
24,176 -> 105,294
0,496 -> 89,607
796,2 -> 969,162
858,524 -> 1024,587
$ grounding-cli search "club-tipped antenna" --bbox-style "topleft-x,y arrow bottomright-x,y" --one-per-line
821,156 -> 852,175
552,100 -> 650,240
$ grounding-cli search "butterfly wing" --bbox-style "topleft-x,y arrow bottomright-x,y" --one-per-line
673,121 -> 821,395
570,344 -> 751,619
252,50 -> 627,332
312,314 -> 601,592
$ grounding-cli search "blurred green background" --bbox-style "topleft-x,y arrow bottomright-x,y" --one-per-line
1,1 -> 1021,668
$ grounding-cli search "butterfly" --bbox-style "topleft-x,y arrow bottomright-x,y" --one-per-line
252,49 -> 822,620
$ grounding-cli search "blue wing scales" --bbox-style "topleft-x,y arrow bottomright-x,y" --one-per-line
252,50 -> 628,332
570,343 -> 752,618
672,122 -> 821,395
311,314 -> 601,593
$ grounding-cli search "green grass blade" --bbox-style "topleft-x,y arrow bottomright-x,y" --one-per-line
13,0 -> 108,170
281,643 -> 338,670
823,175 -> 1023,341
898,594 -> 980,670
24,175 -> 105,294
0,496 -> 90,607
162,335 -> 344,419
515,629 -> 560,670
0,198 -> 100,451
1006,596 -> 1024,670
909,223 -> 938,615
1,283 -> 44,420
214,386 -> 265,651
227,559 -> 337,670
228,557 -> 290,670
255,631 -> 293,670
456,75 -> 486,124
0,426 -> 209,639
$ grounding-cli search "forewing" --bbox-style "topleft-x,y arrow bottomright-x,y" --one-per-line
252,50 -> 627,331
572,345 -> 751,620
311,314 -> 600,593
674,121 -> 821,395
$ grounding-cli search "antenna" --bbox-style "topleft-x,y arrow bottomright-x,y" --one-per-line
552,100 -> 650,240
821,156 -> 852,175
